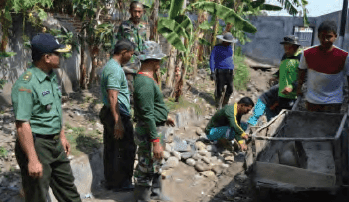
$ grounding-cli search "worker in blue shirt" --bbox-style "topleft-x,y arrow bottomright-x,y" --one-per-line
210,32 -> 237,108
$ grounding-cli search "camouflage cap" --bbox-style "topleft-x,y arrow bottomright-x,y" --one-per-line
138,41 -> 166,61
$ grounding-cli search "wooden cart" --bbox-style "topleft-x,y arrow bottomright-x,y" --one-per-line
247,109 -> 349,194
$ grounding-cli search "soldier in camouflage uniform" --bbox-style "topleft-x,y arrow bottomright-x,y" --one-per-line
133,41 -> 175,202
115,1 -> 147,105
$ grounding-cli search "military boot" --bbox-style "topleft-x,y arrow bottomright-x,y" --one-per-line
134,185 -> 151,202
150,174 -> 172,201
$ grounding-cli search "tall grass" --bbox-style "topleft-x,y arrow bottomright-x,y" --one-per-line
233,55 -> 250,91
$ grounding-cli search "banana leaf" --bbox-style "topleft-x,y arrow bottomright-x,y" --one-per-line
259,4 -> 282,11
276,0 -> 299,16
158,28 -> 186,52
191,2 -> 257,33
138,0 -> 154,8
199,20 -> 214,30
158,18 -> 189,40
174,15 -> 193,41
169,0 -> 185,19
199,38 -> 211,46
251,0 -> 266,8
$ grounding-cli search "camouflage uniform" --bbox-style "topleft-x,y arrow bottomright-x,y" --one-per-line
133,41 -> 171,201
133,125 -> 165,187
115,20 -> 147,104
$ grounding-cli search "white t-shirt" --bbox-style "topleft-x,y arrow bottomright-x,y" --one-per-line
299,45 -> 349,104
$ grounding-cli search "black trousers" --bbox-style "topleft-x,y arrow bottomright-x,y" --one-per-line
215,69 -> 234,102
99,106 -> 136,188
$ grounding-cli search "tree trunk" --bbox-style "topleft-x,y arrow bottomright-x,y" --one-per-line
224,22 -> 233,33
211,0 -> 221,49
79,45 -> 88,90
88,46 -> 99,88
192,41 -> 198,79
165,46 -> 177,88
172,58 -> 183,99
150,0 -> 160,89
150,0 -> 159,41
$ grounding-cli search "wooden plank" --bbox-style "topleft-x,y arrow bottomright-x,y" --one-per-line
253,136 -> 335,141
335,113 -> 347,140
254,162 -> 336,188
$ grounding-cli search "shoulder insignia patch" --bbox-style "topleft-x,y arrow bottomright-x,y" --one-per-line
22,72 -> 32,82
19,86 -> 32,93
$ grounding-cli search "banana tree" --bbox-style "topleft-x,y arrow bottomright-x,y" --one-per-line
73,0 -> 115,88
158,0 -> 258,100
275,0 -> 309,26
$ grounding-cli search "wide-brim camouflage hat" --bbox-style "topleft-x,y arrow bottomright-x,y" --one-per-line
138,41 -> 166,61
217,32 -> 238,43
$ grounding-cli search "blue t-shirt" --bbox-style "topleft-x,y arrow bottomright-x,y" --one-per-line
100,59 -> 131,116
210,44 -> 234,72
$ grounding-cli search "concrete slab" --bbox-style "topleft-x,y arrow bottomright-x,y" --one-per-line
254,161 -> 336,188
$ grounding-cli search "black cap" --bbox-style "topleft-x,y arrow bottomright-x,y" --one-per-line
280,35 -> 300,46
31,33 -> 71,55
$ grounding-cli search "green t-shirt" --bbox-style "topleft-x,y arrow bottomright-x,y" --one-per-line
278,49 -> 302,99
134,74 -> 169,140
100,59 -> 131,114
11,66 -> 63,135
205,103 -> 247,141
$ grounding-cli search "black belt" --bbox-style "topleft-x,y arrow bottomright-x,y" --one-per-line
216,69 -> 234,73
135,120 -> 166,127
33,133 -> 60,140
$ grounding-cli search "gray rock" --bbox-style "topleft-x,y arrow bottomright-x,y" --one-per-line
160,127 -> 174,143
181,152 -> 194,160
195,162 -> 210,172
222,164 -> 229,168
212,165 -> 223,175
163,151 -> 171,160
201,171 -> 216,180
225,156 -> 234,162
198,150 -> 208,156
175,113 -> 183,128
192,153 -> 202,160
165,143 -> 172,152
186,158 -> 196,167
202,156 -> 210,164
206,145 -> 218,153
235,174 -> 248,183
171,151 -> 181,160
196,127 -> 204,135
162,157 -> 179,170
173,137 -> 191,152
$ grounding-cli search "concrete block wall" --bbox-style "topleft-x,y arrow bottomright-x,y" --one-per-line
241,9 -> 349,66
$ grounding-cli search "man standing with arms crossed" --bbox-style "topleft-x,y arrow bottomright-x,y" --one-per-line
11,33 -> 81,202
133,41 -> 175,201
99,39 -> 136,191
116,1 -> 147,105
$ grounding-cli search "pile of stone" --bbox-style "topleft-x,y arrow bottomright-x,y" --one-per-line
159,126 -> 240,181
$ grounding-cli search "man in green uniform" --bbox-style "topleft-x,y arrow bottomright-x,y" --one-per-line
115,1 -> 148,104
11,33 -> 81,202
133,41 -> 175,201
99,39 -> 136,191
205,97 -> 254,151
